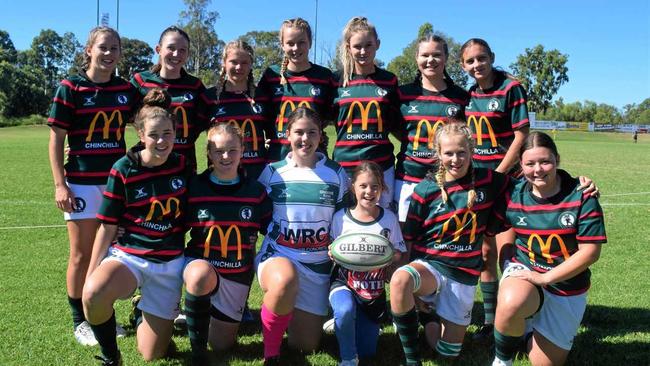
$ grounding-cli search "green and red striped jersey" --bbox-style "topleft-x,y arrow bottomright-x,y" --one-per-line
131,70 -> 210,171
97,147 -> 190,262
502,169 -> 607,296
256,63 -> 336,162
184,170 -> 272,285
403,168 -> 509,285
48,73 -> 139,185
396,83 -> 469,183
206,88 -> 268,179
332,68 -> 400,174
465,72 -> 529,170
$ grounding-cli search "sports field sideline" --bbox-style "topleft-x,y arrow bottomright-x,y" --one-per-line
0,126 -> 648,365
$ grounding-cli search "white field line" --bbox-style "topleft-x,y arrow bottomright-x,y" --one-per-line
0,224 -> 66,230
600,192 -> 650,197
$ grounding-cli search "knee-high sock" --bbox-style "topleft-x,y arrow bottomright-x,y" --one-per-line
260,303 -> 293,359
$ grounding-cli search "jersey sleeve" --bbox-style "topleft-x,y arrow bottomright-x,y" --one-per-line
403,183 -> 429,242
486,173 -> 514,236
254,69 -> 277,143
257,164 -> 274,193
335,166 -> 352,211
576,195 -> 607,244
387,75 -> 401,136
330,210 -> 344,240
507,82 -> 529,130
97,166 -> 127,224
388,213 -> 407,252
195,82 -> 211,131
47,80 -> 75,130
259,189 -> 273,235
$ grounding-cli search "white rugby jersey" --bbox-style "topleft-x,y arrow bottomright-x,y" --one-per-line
331,207 -> 407,253
258,152 -> 351,263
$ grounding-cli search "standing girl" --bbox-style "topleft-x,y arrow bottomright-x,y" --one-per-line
328,161 -> 406,366
131,26 -> 210,173
390,122 -> 509,365
460,38 -> 530,337
182,123 -> 271,364
255,107 -> 350,364
333,16 -> 400,208
82,89 -> 189,365
47,26 -> 137,346
491,132 -> 606,366
394,33 -> 469,223
208,40 -> 268,180
256,17 -> 336,162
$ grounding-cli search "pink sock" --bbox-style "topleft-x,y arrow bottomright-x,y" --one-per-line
261,303 -> 293,359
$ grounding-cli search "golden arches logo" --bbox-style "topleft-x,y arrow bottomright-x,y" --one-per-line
438,210 -> 477,243
203,225 -> 242,260
278,100 -> 311,131
86,110 -> 123,142
413,119 -> 445,150
145,198 -> 181,221
227,119 -> 258,151
345,100 -> 382,133
527,233 -> 570,264
467,115 -> 497,147
173,106 -> 189,138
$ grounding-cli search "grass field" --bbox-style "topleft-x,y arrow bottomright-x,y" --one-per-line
0,126 -> 648,365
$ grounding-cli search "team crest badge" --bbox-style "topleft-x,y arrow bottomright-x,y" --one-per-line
170,177 -> 184,190
184,92 -> 194,101
73,197 -> 86,213
376,87 -> 388,97
252,103 -> 262,114
558,212 -> 576,228
408,105 -> 419,114
240,207 -> 253,221
117,95 -> 128,104
310,86 -> 321,96
135,187 -> 147,199
474,190 -> 486,203
446,105 -> 459,117
83,96 -> 95,106
488,98 -> 500,111
380,228 -> 391,239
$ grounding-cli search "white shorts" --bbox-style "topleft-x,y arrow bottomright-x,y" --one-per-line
255,243 -> 331,316
502,261 -> 587,350
412,259 -> 476,327
63,182 -> 106,220
104,246 -> 183,320
393,179 -> 418,222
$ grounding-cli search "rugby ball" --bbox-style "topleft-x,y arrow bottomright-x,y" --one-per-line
330,232 -> 394,272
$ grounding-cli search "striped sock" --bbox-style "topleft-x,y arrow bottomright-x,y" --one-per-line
68,296 -> 85,329
392,307 -> 421,366
494,328 -> 522,362
481,281 -> 498,324
89,311 -> 119,360
435,340 -> 462,357
185,292 -> 211,360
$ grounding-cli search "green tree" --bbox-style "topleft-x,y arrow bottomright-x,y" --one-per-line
178,0 -> 223,85
510,45 -> 569,114
386,23 -> 467,87
239,30 -> 283,81
23,29 -> 81,96
624,98 -> 650,123
0,61 -> 50,117
0,30 -> 17,64
118,37 -> 154,78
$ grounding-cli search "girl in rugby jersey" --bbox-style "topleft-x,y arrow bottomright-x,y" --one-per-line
47,26 -> 138,346
332,16 -> 400,208
394,33 -> 469,223
256,17 -> 336,162
181,123 -> 271,365
255,107 -> 350,365
491,132 -> 606,366
328,161 -> 406,366
131,26 -> 210,173
460,38 -> 530,339
390,122 -> 510,365
207,40 -> 268,180
82,89 -> 190,365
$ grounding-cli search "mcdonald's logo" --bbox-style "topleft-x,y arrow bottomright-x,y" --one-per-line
527,233 -> 570,264
227,119 -> 258,151
438,210 -> 477,243
145,197 -> 181,221
345,100 -> 382,133
413,119 -> 445,150
467,115 -> 497,147
86,110 -> 123,142
173,106 -> 189,138
278,100 -> 311,131
203,224 -> 242,260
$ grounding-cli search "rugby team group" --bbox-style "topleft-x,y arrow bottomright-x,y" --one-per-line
47,15 -> 606,366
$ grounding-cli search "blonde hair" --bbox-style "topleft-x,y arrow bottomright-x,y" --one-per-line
278,18 -> 313,85
206,122 -> 244,170
338,16 -> 379,87
434,121 -> 477,209
82,26 -> 121,70
215,40 -> 256,102
134,88 -> 173,132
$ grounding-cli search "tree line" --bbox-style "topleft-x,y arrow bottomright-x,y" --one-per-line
0,0 -> 647,125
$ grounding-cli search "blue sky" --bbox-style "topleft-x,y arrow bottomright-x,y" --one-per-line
1,0 -> 648,109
